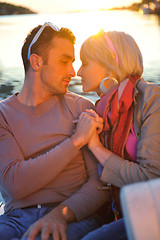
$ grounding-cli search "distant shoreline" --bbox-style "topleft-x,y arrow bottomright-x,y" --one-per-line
109,0 -> 160,15
0,1 -> 160,16
0,2 -> 37,15
108,3 -> 141,12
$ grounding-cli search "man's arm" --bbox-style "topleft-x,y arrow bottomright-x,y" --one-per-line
0,118 -> 79,200
0,93 -> 96,201
22,113 -> 109,240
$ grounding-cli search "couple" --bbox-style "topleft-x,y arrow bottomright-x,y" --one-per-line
0,22 -> 160,240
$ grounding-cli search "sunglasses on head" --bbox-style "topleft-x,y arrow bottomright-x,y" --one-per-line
27,22 -> 60,60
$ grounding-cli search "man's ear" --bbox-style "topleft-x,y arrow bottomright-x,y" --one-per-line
29,54 -> 43,71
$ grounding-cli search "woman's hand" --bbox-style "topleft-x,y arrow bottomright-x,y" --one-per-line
87,128 -> 102,151
84,110 -> 113,166
84,109 -> 103,150
85,109 -> 103,134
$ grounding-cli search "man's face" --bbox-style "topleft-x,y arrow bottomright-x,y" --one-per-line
40,37 -> 75,95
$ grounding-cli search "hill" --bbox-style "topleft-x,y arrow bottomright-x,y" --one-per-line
0,2 -> 37,15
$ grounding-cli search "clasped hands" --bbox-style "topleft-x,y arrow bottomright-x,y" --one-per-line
71,109 -> 103,150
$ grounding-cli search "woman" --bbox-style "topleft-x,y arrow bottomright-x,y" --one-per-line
75,30 -> 160,240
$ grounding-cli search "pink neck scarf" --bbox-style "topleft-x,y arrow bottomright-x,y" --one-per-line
96,75 -> 139,161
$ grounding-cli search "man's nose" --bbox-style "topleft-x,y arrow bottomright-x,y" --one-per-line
69,65 -> 76,78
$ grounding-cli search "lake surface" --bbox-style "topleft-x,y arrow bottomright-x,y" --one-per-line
0,9 -> 160,203
0,10 -> 160,103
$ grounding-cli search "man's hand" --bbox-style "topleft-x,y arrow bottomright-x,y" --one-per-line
22,205 -> 76,240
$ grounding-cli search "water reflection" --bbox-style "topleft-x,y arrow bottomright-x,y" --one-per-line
0,71 -> 98,103
0,83 -> 14,99
158,15 -> 160,25
0,10 -> 160,102
68,78 -> 99,102
0,66 -> 23,100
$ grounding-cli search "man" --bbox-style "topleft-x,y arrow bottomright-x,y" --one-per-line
0,22 -> 109,240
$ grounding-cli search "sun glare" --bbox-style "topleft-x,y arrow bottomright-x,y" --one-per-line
76,0 -> 115,11
71,9 -> 124,72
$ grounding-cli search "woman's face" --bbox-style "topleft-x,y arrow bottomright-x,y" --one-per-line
77,57 -> 107,93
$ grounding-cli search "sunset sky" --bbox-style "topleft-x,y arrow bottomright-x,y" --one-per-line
3,0 -> 142,13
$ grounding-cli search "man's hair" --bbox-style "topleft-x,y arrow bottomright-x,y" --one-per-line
21,25 -> 76,73
80,31 -> 143,82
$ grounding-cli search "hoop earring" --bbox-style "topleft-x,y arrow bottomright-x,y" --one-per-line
99,77 -> 118,94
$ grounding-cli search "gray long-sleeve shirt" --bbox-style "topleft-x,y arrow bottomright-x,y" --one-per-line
0,91 -> 109,221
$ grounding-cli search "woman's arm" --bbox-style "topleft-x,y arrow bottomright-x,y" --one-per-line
77,95 -> 160,188
94,85 -> 160,187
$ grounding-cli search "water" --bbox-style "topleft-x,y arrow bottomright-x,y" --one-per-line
0,10 -> 160,103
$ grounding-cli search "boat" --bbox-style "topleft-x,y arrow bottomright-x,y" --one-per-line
0,202 -> 4,215
141,0 -> 160,14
